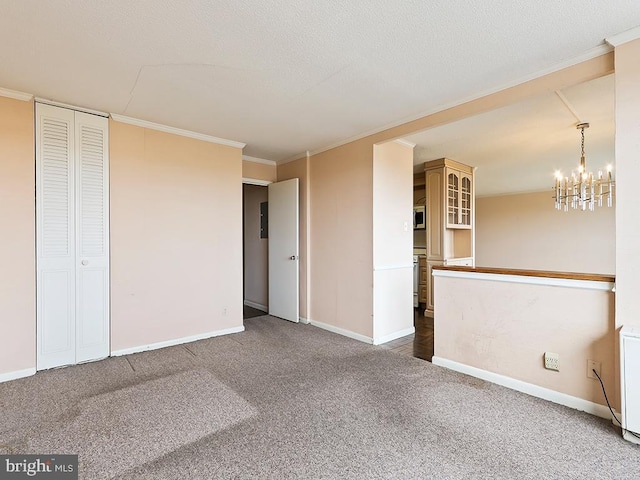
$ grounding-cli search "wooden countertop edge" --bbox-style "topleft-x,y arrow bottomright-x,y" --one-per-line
432,265 -> 615,283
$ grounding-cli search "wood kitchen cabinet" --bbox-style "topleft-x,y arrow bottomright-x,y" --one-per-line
426,260 -> 443,314
418,257 -> 427,303
423,158 -> 475,317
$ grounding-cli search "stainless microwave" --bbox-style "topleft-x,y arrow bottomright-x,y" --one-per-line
413,206 -> 426,230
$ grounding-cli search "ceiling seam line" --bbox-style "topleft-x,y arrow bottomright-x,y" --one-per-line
555,90 -> 583,123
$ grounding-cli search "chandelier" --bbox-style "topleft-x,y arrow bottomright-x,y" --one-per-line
553,122 -> 615,211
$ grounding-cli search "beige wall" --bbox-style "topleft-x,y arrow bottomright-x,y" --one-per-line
243,184 -> 268,309
476,191 -> 615,274
277,157 -> 309,319
0,50 -> 617,384
243,160 -> 276,183
309,141 -> 374,337
614,38 -> 640,330
0,97 -> 35,376
372,141 -> 414,341
303,54 -> 612,342
110,120 -> 243,351
434,274 -> 616,408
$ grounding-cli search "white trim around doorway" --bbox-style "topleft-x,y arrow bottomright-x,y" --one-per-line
243,177 -> 272,186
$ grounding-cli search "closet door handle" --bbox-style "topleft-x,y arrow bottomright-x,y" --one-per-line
81,260 -> 89,266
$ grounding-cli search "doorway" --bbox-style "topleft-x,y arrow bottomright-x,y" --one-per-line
242,178 -> 300,323
242,183 -> 269,319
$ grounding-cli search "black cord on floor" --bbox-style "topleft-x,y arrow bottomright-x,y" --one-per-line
592,368 -> 640,440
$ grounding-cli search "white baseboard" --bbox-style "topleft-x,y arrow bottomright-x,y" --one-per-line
243,300 -> 268,312
308,319 -> 373,344
0,367 -> 36,384
432,356 -> 613,420
373,327 -> 415,346
111,325 -> 245,357
299,317 -> 310,325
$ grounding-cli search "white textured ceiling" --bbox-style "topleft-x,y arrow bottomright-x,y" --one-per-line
0,2 -> 638,161
404,74 -> 615,196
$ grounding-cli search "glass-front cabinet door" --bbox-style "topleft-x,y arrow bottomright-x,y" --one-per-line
460,174 -> 472,227
446,171 -> 459,228
446,168 -> 472,229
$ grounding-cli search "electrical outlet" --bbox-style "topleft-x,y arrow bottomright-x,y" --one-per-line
587,359 -> 602,380
544,352 -> 560,371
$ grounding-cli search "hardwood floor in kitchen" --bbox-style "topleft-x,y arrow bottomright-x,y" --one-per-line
383,309 -> 434,361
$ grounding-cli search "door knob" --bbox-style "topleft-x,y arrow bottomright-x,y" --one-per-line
81,260 -> 89,266
290,255 -> 298,260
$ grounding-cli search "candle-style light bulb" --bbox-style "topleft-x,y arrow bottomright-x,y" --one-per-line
554,171 -> 562,208
609,182 -> 614,207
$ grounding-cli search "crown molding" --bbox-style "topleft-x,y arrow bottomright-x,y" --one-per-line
110,113 -> 246,149
242,155 -> 276,166
393,139 -> 416,149
0,87 -> 33,102
278,150 -> 310,166
285,44 -> 612,162
36,97 -> 108,117
606,25 -> 640,47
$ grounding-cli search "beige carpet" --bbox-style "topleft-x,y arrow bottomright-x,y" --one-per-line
1,315 -> 639,479
23,370 -> 255,478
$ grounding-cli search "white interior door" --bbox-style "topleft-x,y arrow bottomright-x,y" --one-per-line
36,104 -> 109,370
36,104 -> 76,369
74,111 -> 110,363
268,178 -> 299,322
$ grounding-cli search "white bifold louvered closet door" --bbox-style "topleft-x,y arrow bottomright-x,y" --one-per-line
36,103 -> 110,370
